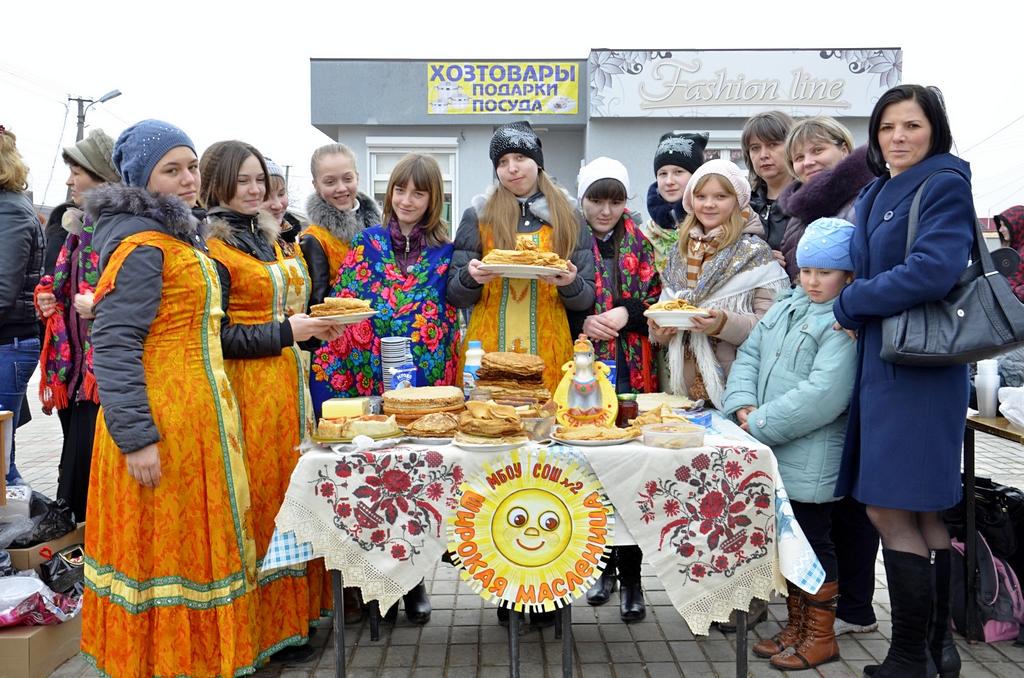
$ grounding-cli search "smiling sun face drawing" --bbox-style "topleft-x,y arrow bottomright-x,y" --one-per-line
494,489 -> 572,567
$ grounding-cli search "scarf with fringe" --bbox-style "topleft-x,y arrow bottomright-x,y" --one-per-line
662,235 -> 789,408
37,208 -> 99,409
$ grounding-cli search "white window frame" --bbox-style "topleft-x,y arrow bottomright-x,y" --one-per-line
365,137 -> 459,235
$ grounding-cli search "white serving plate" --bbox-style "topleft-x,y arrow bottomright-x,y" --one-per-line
643,309 -> 711,329
549,434 -> 640,447
315,310 -> 376,325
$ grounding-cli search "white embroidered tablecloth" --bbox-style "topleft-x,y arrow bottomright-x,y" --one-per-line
268,414 -> 822,633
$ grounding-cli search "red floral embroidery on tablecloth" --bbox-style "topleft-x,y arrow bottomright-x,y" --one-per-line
636,445 -> 774,585
313,447 -> 463,563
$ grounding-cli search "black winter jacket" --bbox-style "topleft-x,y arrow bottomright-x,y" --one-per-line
0,190 -> 44,342
748,183 -> 790,252
446,187 -> 595,312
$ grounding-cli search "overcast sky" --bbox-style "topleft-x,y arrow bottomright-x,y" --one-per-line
3,0 -> 1022,218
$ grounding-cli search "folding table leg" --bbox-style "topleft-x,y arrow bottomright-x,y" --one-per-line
332,570 -> 346,678
561,604 -> 573,678
735,610 -> 748,678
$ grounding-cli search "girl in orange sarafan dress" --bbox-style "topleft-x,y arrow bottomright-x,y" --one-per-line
201,140 -> 341,664
446,121 -> 597,397
84,120 -> 260,678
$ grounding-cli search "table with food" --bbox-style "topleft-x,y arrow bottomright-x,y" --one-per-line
265,365 -> 823,635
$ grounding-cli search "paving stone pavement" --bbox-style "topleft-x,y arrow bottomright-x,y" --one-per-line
10,369 -> 1024,677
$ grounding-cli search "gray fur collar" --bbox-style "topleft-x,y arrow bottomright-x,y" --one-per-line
84,184 -> 205,238
469,183 -> 576,222
305,191 -> 381,242
206,208 -> 280,248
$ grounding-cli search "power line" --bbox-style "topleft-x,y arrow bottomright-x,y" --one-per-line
42,104 -> 70,206
962,113 -> 1024,154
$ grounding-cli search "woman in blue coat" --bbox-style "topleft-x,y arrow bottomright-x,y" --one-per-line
833,84 -> 972,678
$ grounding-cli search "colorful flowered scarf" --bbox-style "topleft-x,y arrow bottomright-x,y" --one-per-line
38,209 -> 99,409
591,211 -> 661,393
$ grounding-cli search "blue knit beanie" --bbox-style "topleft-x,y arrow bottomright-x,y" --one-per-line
797,217 -> 855,270
112,119 -> 195,188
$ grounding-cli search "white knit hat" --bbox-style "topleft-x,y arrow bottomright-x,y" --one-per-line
577,157 -> 630,202
682,159 -> 752,215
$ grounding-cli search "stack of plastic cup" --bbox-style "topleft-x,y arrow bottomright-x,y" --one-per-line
381,337 -> 411,386
977,359 -> 1001,418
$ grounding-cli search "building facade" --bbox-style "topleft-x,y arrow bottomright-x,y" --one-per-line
311,49 -> 902,234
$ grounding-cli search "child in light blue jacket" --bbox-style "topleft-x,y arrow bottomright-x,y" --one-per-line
722,217 -> 857,670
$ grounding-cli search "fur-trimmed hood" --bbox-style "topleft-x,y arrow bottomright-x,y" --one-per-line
305,191 -> 381,243
206,207 -> 280,249
469,183 -> 578,223
777,145 -> 874,224
84,184 -> 206,239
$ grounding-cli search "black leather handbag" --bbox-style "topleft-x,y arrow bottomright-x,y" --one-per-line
879,170 -> 1024,366
943,476 -> 1024,559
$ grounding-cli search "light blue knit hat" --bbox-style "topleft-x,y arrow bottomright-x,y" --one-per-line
797,217 -> 855,270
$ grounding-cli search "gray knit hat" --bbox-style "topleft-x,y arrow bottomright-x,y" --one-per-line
264,156 -> 285,180
63,129 -> 120,184
797,217 -> 855,270
112,119 -> 195,188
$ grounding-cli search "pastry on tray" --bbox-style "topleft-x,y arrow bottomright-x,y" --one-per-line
475,352 -> 545,382
554,424 -> 640,441
310,297 -> 373,317
645,298 -> 707,313
459,400 -> 524,438
453,431 -> 530,446
630,403 -> 690,427
317,414 -> 400,439
382,386 -> 466,426
635,392 -> 696,412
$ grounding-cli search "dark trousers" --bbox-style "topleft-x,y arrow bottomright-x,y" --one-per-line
830,495 -> 880,625
790,500 -> 838,581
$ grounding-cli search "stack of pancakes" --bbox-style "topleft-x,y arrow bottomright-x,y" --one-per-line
405,412 -> 460,439
382,385 -> 466,426
473,352 -> 550,401
481,239 -> 568,270
455,400 -> 527,445
310,297 -> 373,317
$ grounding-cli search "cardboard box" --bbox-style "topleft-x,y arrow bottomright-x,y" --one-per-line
0,614 -> 82,678
7,524 -> 85,573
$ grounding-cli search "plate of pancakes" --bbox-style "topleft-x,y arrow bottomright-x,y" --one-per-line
310,297 -> 376,325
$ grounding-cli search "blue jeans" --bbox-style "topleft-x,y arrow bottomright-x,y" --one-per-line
0,336 -> 40,484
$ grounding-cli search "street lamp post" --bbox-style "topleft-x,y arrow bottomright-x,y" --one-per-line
64,90 -> 121,201
69,89 -> 121,141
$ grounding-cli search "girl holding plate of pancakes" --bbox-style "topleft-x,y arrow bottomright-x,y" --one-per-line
447,121 -> 596,400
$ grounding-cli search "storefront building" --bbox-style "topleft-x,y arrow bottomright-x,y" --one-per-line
310,49 -> 902,234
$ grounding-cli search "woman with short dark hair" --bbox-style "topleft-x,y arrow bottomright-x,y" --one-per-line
833,84 -> 970,677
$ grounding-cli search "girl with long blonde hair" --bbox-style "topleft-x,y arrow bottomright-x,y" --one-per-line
648,159 -> 788,409
447,121 -> 596,396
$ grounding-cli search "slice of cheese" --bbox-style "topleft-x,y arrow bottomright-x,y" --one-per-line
322,397 -> 370,419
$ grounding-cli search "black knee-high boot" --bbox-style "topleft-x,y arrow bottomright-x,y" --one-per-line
617,545 -> 645,622
864,550 -> 931,678
928,549 -> 961,678
587,546 -> 617,605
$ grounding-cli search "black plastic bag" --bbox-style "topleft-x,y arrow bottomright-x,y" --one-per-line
39,544 -> 85,600
8,493 -> 77,549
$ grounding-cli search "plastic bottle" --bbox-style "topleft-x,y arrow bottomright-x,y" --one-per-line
463,341 -> 485,399
976,360 -> 1001,418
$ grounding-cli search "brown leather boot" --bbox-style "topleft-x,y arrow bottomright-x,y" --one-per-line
752,581 -> 804,658
770,580 -> 840,671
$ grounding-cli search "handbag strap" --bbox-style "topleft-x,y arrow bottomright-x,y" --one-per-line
904,169 -> 993,275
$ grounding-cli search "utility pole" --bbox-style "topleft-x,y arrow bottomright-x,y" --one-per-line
283,165 -> 292,185
65,90 -> 122,202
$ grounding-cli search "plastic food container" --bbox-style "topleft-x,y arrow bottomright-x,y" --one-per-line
642,423 -> 705,449
523,415 -> 555,441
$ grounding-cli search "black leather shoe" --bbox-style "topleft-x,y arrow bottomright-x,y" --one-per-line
403,580 -> 431,624
269,643 -> 317,664
619,580 -> 646,622
587,567 -> 617,606
530,609 -> 556,628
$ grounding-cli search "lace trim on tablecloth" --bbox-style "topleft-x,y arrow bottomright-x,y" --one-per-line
275,496 -> 412,611
678,557 -> 786,635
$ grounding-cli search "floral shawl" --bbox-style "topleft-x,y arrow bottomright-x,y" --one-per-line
661,235 -> 789,408
311,225 -> 460,397
591,210 -> 661,393
38,208 -> 99,409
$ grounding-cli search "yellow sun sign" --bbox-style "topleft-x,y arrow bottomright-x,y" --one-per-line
447,447 -> 614,612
